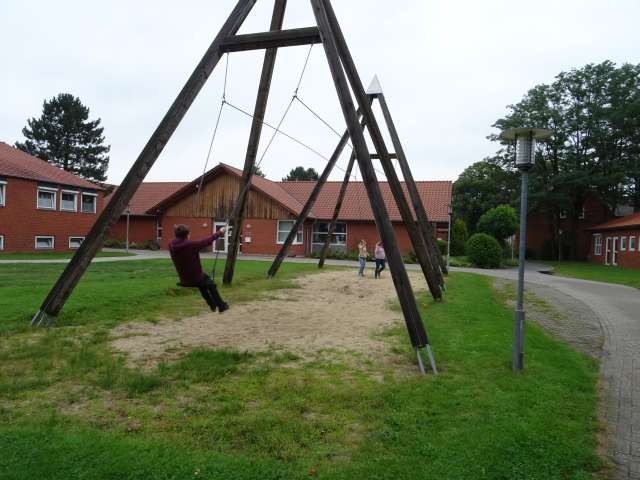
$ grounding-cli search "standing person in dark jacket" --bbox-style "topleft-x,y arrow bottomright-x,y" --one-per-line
169,224 -> 229,313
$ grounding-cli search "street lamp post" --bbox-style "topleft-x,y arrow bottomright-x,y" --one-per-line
447,203 -> 452,271
499,127 -> 552,372
125,207 -> 131,253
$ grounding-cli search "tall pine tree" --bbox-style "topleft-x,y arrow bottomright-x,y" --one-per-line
15,93 -> 110,182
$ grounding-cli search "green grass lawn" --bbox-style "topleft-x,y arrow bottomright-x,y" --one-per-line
549,260 -> 640,289
0,260 -> 604,479
0,250 -> 135,260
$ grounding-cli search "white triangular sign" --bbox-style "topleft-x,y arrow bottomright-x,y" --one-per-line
366,75 -> 383,95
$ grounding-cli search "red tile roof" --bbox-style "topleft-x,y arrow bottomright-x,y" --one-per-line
147,162 -> 452,223
0,141 -> 103,190
106,182 -> 189,216
279,180 -> 452,222
588,212 -> 640,231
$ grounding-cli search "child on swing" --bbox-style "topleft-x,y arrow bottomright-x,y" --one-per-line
169,224 -> 229,313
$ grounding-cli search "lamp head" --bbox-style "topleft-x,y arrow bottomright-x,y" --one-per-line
499,127 -> 552,171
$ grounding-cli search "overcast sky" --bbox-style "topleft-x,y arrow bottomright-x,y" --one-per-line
2,0 -> 639,185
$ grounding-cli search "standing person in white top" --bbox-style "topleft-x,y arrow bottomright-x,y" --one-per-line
357,239 -> 368,277
374,241 -> 386,278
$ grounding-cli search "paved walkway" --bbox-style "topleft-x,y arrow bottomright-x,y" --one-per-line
456,266 -> 640,479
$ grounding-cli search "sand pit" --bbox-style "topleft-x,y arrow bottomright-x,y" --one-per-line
110,269 -> 425,367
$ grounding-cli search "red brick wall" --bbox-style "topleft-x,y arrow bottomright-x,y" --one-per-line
0,177 -> 104,252
588,229 -> 640,269
107,216 -> 157,244
241,218 -> 307,256
525,198 -> 613,260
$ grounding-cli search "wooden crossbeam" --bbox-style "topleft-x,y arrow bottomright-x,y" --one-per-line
220,27 -> 321,52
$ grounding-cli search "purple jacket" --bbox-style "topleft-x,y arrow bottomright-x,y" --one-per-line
169,233 -> 221,287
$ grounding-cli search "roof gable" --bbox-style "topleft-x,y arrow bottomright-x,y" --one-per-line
0,141 -> 103,190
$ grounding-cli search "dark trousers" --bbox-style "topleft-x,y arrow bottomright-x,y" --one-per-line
375,259 -> 386,278
197,274 -> 226,311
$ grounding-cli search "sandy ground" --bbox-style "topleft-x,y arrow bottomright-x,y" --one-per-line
111,270 -> 425,367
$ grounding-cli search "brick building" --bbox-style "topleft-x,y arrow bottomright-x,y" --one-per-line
0,142 -> 105,253
107,163 -> 451,256
586,213 -> 640,269
524,197 -> 616,260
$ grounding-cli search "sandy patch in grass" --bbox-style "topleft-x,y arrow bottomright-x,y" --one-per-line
110,269 -> 426,367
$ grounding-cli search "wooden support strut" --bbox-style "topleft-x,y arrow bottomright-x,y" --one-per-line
223,0 -> 287,286
31,0 -> 258,324
376,93 -> 447,279
317,106 -> 371,268
310,0 -> 430,350
321,0 -> 442,301
220,26 -> 321,52
267,109 -> 362,278
318,150 -> 355,268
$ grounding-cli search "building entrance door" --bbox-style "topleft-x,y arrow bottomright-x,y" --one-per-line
612,237 -> 619,266
213,221 -> 228,253
605,237 -> 612,265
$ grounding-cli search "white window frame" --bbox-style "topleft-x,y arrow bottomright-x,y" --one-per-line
630,235 -> 636,252
277,220 -> 303,245
620,236 -> 627,251
68,236 -> 85,249
81,192 -> 98,214
0,180 -> 6,207
60,190 -> 79,212
0,235 -> 4,250
311,222 -> 347,246
578,206 -> 586,220
594,234 -> 602,256
559,210 -> 567,219
35,236 -> 55,250
37,187 -> 57,210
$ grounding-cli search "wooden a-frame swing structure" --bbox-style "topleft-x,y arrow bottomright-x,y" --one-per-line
31,0 -> 447,374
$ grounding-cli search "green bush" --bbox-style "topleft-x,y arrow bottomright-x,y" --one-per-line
129,240 -> 160,251
103,238 -> 126,249
451,219 -> 469,256
476,205 -> 518,244
466,233 -> 502,268
437,239 -> 448,256
403,250 -> 418,264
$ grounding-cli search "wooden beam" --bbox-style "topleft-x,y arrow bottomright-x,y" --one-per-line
267,110 -> 360,278
370,153 -> 397,160
321,0 -> 443,302
220,27 -> 321,52
317,151 -> 355,268
377,93 -> 448,278
310,0 -> 430,349
32,0 -> 258,325
223,0 -> 287,286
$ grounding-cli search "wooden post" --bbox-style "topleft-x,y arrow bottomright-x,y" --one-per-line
223,0 -> 287,286
310,0 -> 430,350
377,92 -> 448,281
32,0 -> 257,325
321,0 -> 442,301
317,151 -> 355,268
267,117 -> 355,277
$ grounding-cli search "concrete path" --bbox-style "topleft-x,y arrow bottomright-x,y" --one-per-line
457,265 -> 640,479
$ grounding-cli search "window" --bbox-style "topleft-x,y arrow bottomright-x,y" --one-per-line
68,237 -> 84,249
559,210 -> 567,219
35,236 -> 54,250
0,235 -> 4,250
0,180 -> 6,206
312,222 -> 347,245
37,187 -> 57,210
81,192 -> 97,213
630,236 -> 636,252
620,236 -> 627,251
60,190 -> 78,211
578,206 -> 586,220
594,235 -> 602,256
277,220 -> 303,244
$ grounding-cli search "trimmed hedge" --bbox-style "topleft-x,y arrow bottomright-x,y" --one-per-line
466,233 -> 502,268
